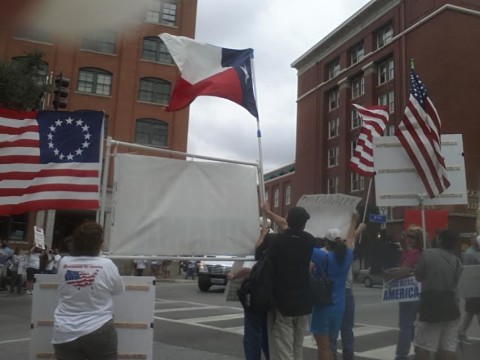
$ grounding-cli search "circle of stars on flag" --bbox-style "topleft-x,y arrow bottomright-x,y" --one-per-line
47,116 -> 92,161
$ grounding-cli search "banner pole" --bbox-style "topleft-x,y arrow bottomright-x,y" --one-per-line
419,194 -> 427,249
357,176 -> 373,245
97,136 -> 112,227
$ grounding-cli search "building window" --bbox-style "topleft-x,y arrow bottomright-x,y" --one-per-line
138,77 -> 171,104
284,184 -> 291,205
0,214 -> 28,242
351,140 -> 357,158
351,108 -> 361,129
77,68 -> 112,96
378,58 -> 394,84
274,188 -> 279,208
328,58 -> 340,79
264,191 -> 269,203
141,37 -> 174,64
146,0 -> 177,26
350,43 -> 364,65
377,23 -> 393,48
328,177 -> 339,194
14,27 -> 53,43
328,146 -> 339,167
378,90 -> 394,113
328,118 -> 339,138
328,88 -> 339,110
387,124 -> 395,136
81,31 -> 116,54
135,118 -> 168,147
351,172 -> 365,192
351,75 -> 365,99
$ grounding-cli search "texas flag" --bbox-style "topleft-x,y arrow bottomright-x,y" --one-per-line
159,33 -> 258,118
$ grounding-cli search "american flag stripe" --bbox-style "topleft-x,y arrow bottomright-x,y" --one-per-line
0,109 -> 103,215
395,69 -> 449,198
349,104 -> 389,177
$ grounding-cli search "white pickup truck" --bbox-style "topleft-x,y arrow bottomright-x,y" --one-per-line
197,256 -> 235,292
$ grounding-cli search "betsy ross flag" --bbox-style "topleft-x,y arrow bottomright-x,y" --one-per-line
349,104 -> 389,176
65,269 -> 99,287
159,33 -> 258,118
0,109 -> 104,215
395,69 -> 450,198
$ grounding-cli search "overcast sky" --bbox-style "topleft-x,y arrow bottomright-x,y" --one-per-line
188,0 -> 371,172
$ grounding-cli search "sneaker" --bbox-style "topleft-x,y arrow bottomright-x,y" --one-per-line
26,290 -> 32,295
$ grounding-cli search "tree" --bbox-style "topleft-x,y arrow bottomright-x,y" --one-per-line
0,50 -> 50,110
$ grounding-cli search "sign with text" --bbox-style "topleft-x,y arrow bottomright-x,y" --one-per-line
382,276 -> 421,303
369,214 -> 386,223
34,226 -> 45,249
297,193 -> 361,239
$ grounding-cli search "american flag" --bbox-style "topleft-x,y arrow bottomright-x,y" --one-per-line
395,69 -> 450,198
65,269 -> 99,287
0,109 -> 104,215
349,104 -> 389,177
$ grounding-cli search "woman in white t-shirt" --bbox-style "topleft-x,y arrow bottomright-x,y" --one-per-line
52,222 -> 124,360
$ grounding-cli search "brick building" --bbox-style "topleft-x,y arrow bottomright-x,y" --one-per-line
0,0 -> 198,248
266,0 -> 480,240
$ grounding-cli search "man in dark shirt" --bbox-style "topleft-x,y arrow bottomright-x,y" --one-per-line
260,203 -> 316,360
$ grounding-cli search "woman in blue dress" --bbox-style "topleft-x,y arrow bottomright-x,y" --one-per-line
310,215 -> 363,359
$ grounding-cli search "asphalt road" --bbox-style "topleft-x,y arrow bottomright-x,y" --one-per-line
1,279 -> 480,359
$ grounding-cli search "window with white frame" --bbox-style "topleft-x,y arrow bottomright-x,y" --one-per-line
351,107 -> 362,128
351,140 -> 357,158
274,188 -> 279,208
285,184 -> 291,205
378,57 -> 394,84
351,75 -> 365,99
138,77 -> 171,104
387,124 -> 395,136
378,90 -> 394,113
328,177 -> 339,194
77,68 -> 112,96
350,43 -> 364,65
376,23 -> 393,48
351,172 -> 365,192
328,118 -> 339,138
146,0 -> 177,26
328,88 -> 339,110
328,146 -> 339,167
81,31 -> 116,54
135,118 -> 168,147
265,191 -> 269,203
14,27 -> 53,43
142,37 -> 174,64
328,58 -> 340,79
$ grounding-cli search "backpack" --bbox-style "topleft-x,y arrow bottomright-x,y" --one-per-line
237,252 -> 274,312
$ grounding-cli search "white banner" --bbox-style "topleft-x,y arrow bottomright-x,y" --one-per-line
381,275 -> 421,303
109,154 -> 260,256
296,194 -> 361,239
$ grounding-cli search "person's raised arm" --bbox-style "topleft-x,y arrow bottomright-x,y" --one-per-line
261,202 -> 288,232
345,213 -> 362,248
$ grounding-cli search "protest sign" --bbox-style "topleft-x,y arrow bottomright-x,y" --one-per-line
34,226 -> 45,249
382,275 -> 421,303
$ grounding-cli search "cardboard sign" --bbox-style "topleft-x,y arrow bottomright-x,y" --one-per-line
34,226 -> 45,249
381,275 -> 421,303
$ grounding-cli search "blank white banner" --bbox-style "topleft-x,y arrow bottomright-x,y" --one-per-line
109,154 -> 260,256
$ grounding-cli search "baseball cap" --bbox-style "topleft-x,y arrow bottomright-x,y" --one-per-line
324,228 -> 341,242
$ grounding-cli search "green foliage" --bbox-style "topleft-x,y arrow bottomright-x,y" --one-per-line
0,51 -> 50,110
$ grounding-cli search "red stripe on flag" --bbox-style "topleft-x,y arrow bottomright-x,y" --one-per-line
0,199 -> 100,216
0,139 -> 39,148
0,184 -> 99,197
0,169 -> 99,181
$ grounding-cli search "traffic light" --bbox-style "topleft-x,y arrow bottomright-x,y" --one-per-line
52,73 -> 70,110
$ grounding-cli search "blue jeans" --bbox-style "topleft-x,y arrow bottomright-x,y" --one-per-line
330,288 -> 355,360
244,308 -> 269,360
395,301 -> 419,360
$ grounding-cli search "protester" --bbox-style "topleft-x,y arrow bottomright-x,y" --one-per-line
185,260 -> 196,280
52,249 -> 62,274
0,240 -> 13,290
133,258 -> 147,276
229,226 -> 271,360
26,245 -> 42,295
8,247 -> 22,294
330,221 -> 366,360
414,229 -> 463,360
385,226 -> 424,360
310,214 -> 361,360
260,202 -> 315,360
52,222 -> 124,360
458,234 -> 480,342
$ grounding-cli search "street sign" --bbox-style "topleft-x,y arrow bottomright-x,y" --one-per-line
369,214 -> 386,223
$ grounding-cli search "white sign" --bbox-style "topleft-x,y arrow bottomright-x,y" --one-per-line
34,226 -> 45,249
381,275 -> 421,303
373,134 -> 467,206
297,194 -> 361,239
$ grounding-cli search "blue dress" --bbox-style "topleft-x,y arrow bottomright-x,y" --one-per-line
310,247 -> 353,336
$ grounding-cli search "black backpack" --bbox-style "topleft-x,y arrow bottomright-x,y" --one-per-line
237,252 -> 274,312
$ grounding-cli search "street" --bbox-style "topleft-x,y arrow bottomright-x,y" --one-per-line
1,280 -> 480,359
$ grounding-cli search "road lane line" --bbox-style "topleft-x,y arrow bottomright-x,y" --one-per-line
0,337 -> 30,345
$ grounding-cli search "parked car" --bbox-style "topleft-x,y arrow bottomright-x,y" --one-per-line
197,256 -> 235,292
357,268 -> 384,288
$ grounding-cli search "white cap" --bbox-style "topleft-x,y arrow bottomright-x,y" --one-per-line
324,228 -> 341,242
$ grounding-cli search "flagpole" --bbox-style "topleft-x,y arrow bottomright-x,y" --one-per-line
250,56 -> 267,222
358,176 -> 373,244
419,194 -> 428,249
97,136 -> 112,227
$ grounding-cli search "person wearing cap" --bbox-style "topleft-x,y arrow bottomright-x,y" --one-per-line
260,202 -> 315,360
458,233 -> 480,343
310,213 -> 362,360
